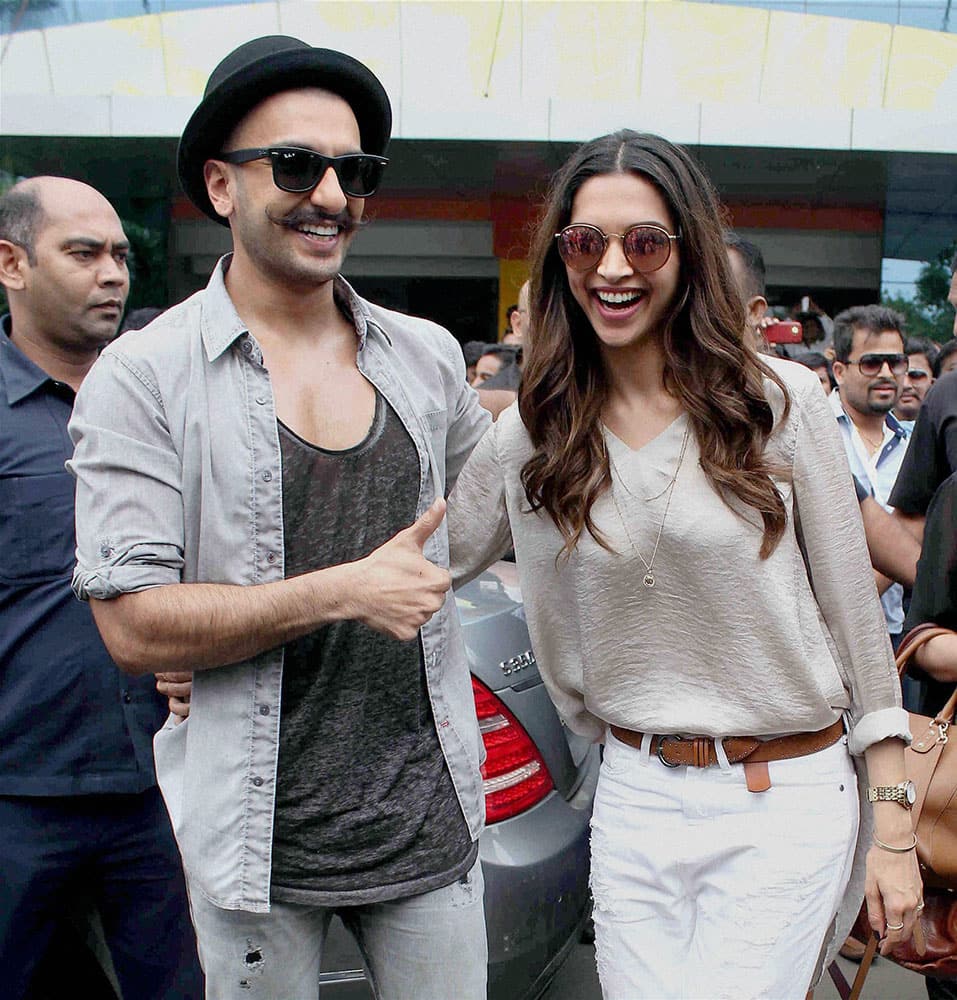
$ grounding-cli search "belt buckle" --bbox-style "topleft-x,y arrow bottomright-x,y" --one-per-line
656,734 -> 683,768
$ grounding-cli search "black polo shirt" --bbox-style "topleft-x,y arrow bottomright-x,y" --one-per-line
889,370 -> 957,516
0,318 -> 165,796
903,472 -> 957,718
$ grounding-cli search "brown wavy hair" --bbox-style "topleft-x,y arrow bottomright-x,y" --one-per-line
519,130 -> 790,559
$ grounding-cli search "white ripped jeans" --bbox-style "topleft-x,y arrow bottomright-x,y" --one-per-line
590,730 -> 859,1000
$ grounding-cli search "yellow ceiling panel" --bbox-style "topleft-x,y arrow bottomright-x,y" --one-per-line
762,12 -> 891,108
643,2 -> 769,104
522,1 -> 646,101
884,25 -> 957,110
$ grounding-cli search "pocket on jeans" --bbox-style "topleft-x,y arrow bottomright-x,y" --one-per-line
601,729 -> 638,772
767,740 -> 854,789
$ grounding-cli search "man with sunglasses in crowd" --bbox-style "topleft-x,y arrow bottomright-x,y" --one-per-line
68,36 -> 490,999
893,337 -> 938,433
829,305 -> 911,649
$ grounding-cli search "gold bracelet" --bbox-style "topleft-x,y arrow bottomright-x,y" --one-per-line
873,833 -> 918,853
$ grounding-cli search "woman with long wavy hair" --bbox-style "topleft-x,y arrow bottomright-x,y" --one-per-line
449,131 -> 921,998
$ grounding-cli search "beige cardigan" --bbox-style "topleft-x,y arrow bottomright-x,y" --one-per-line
448,355 -> 910,981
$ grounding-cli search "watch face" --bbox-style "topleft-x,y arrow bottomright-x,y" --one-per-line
905,781 -> 917,805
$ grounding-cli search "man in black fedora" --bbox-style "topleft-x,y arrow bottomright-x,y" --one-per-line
68,36 -> 489,999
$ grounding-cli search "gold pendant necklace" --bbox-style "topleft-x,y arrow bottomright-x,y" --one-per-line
607,427 -> 690,589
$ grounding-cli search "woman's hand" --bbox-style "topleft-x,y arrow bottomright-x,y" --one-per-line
863,738 -> 926,955
156,671 -> 193,724
864,839 -> 924,956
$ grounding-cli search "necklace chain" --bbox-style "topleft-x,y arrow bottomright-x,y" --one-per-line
607,427 -> 690,589
853,421 -> 885,452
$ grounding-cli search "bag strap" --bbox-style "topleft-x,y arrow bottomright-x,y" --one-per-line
815,935 -> 878,1000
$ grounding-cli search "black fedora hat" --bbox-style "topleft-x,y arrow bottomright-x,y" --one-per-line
178,35 -> 392,225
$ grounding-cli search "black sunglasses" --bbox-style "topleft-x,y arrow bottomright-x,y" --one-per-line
844,353 -> 908,377
218,146 -> 389,198
555,223 -> 680,274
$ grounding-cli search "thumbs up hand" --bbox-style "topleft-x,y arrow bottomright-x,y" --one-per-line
399,496 -> 448,552
353,498 -> 452,641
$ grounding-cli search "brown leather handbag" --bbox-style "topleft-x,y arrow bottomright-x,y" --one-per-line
899,625 -> 957,892
825,624 -> 957,998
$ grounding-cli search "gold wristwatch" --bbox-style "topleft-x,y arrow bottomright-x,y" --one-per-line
866,780 -> 916,808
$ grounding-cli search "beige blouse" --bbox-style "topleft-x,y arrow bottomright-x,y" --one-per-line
449,356 -> 908,754
448,355 -> 910,981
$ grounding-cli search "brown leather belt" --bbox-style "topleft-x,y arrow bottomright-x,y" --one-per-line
609,719 -> 845,769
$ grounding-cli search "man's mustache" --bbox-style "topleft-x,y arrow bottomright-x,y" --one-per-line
266,207 -> 362,234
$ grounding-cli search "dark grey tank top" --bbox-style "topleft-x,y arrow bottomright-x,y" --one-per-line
270,390 -> 475,905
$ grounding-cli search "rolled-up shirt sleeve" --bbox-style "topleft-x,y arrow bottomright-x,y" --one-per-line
791,379 -> 911,754
68,349 -> 185,601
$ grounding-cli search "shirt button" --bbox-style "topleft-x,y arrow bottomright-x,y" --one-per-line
256,396 -> 268,406
252,776 -> 264,787
242,341 -> 253,354
122,691 -> 131,704
266,552 -> 276,564
259,705 -> 270,716
262,470 -> 272,482
100,544 -> 113,558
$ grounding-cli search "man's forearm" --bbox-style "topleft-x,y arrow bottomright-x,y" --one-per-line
92,565 -> 358,676
913,633 -> 957,683
90,497 -> 453,676
873,569 -> 895,596
860,497 -> 920,587
891,508 -> 925,545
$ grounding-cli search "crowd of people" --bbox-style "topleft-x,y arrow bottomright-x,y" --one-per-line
702,224 -> 957,1000
1,30 -> 956,1000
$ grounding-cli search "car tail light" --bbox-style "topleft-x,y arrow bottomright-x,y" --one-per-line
472,675 -> 553,823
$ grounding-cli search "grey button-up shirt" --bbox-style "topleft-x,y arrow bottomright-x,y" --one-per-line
68,257 -> 491,912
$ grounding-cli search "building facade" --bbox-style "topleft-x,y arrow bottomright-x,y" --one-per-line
2,0 -> 955,341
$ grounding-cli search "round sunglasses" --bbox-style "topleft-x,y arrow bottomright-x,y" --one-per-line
218,146 -> 389,198
555,223 -> 680,273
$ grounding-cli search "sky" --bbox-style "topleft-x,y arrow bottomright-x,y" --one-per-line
881,258 -> 926,300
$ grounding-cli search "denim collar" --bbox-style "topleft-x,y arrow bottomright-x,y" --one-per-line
200,255 -> 373,362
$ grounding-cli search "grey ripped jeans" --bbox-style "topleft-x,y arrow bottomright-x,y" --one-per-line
187,860 -> 487,999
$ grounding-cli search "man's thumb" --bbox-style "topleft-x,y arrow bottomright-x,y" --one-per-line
404,497 -> 447,549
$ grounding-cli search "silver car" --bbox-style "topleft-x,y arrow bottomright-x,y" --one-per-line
321,561 -> 600,999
